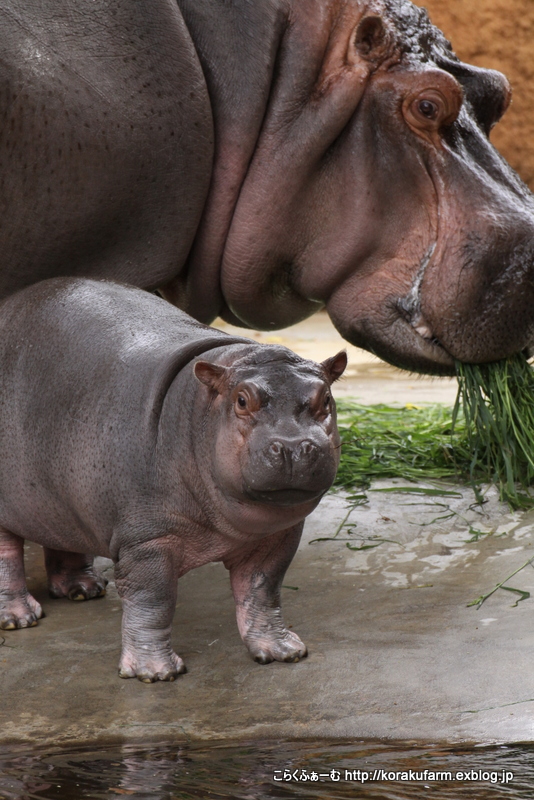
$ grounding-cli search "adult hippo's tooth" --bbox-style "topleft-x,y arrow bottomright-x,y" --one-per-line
410,314 -> 434,341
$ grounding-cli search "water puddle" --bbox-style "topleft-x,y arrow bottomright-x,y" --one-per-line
1,739 -> 533,799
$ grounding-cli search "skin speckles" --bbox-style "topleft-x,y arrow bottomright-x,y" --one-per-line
0,0 -> 213,297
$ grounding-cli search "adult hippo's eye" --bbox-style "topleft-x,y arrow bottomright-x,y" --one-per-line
411,96 -> 442,124
418,99 -> 439,120
237,395 -> 247,409
403,82 -> 462,139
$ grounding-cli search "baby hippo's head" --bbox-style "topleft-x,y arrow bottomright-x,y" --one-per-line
194,346 -> 347,511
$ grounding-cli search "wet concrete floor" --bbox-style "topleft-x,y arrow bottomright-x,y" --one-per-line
2,313 -> 533,748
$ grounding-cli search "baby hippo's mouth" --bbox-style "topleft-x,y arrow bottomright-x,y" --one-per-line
245,487 -> 327,507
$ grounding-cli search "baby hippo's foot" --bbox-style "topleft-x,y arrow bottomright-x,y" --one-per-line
48,570 -> 107,601
246,629 -> 307,665
118,648 -> 186,684
45,549 -> 107,601
0,590 -> 43,630
48,569 -> 107,601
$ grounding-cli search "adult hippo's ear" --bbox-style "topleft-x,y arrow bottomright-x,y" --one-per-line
354,15 -> 394,64
194,361 -> 228,393
321,351 -> 347,384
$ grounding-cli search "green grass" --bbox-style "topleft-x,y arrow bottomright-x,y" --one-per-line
335,353 -> 534,509
335,401 -> 461,488
454,355 -> 534,509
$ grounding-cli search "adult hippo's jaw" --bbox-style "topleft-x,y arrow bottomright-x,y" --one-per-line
172,0 -> 534,375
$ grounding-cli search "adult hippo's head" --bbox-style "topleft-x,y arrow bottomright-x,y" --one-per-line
166,0 -> 534,375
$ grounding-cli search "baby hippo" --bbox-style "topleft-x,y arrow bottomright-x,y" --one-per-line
0,278 -> 346,682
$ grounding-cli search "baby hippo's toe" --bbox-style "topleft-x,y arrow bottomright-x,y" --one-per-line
0,592 -> 43,630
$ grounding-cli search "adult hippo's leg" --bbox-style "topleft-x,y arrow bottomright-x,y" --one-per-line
114,537 -> 186,683
225,523 -> 307,665
44,549 -> 107,602
0,528 -> 43,629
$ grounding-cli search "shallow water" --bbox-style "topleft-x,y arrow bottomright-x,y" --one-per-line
1,739 -> 533,799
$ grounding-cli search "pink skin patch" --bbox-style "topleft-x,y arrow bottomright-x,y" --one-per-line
44,548 -> 107,601
0,530 -> 43,629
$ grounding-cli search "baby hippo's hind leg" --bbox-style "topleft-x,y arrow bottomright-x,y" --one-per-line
44,548 -> 107,601
226,523 -> 307,665
0,528 -> 43,629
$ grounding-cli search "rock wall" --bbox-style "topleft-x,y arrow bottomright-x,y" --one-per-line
415,0 -> 534,189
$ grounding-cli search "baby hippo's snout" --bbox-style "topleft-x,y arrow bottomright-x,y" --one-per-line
245,430 -> 338,506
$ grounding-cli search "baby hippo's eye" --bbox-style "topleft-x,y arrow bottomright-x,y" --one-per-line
234,387 -> 262,415
324,393 -> 331,408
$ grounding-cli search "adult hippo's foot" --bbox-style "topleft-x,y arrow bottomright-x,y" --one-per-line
118,648 -> 187,684
44,548 -> 107,601
0,528 -> 43,629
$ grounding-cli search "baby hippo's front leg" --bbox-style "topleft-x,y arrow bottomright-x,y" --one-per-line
114,538 -> 185,683
226,524 -> 307,665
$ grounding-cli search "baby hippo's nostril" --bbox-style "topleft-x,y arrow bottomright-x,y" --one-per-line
300,440 -> 316,456
265,439 -> 321,465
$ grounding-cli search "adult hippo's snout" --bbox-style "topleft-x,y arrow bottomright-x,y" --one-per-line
194,0 -> 534,376
417,158 -> 534,366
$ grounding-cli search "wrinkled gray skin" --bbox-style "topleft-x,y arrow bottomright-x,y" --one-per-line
1,0 -> 534,374
0,278 -> 346,682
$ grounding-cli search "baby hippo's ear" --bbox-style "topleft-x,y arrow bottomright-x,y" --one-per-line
321,350 -> 347,383
194,361 -> 228,393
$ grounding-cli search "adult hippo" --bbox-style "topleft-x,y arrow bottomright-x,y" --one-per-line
1,0 -> 533,373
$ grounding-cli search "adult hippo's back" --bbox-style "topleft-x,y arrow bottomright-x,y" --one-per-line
1,0 -> 534,373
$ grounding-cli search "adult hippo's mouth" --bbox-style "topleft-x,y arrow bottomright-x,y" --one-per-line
326,247 -> 457,376
358,307 -> 455,375
394,244 -> 456,373
390,311 -> 455,373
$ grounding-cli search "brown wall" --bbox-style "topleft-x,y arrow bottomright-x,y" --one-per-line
414,0 -> 534,189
